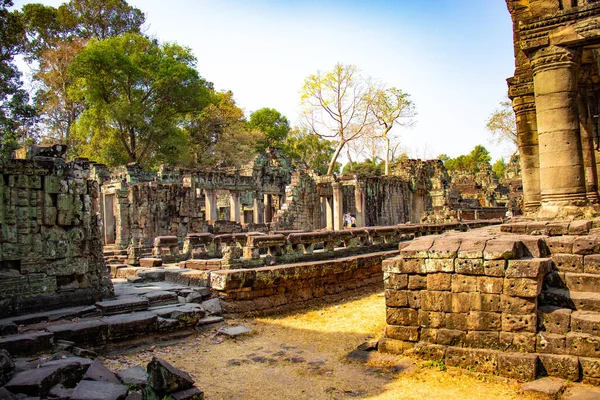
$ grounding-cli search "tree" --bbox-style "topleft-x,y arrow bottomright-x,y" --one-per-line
369,86 -> 416,175
443,145 -> 492,174
186,90 -> 264,169
492,158 -> 507,179
486,98 -> 517,151
0,0 -> 37,158
248,107 -> 290,152
300,63 -> 373,175
69,34 -> 212,167
19,0 -> 146,150
342,158 -> 383,175
283,127 -> 338,175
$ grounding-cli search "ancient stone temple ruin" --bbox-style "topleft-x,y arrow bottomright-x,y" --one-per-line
507,0 -> 600,216
0,145 -> 112,317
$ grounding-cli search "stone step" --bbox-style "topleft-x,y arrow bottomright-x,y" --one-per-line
541,288 -> 600,312
95,296 -> 149,316
544,272 -> 600,292
0,332 -> 54,356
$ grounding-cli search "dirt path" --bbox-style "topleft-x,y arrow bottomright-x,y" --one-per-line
103,288 -> 536,400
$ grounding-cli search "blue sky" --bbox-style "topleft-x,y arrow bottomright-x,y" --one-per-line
13,0 -> 516,162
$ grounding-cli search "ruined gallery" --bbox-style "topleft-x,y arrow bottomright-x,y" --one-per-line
3,0 -> 600,399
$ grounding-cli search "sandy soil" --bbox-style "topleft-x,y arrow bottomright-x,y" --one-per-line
102,287 -> 537,400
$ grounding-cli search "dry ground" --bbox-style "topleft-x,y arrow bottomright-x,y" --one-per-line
103,287 -> 538,400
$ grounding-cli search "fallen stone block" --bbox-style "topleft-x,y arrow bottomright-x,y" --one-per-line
117,365 -> 147,390
219,325 -> 252,337
83,359 -> 120,383
147,357 -> 194,394
4,360 -> 83,397
445,347 -> 498,374
70,379 -> 129,400
522,377 -> 566,399
169,387 -> 204,400
201,298 -> 222,316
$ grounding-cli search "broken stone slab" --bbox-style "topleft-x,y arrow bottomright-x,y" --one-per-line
103,312 -> 158,341
142,291 -> 178,307
562,384 -> 600,400
523,377 -> 565,399
147,357 -> 194,394
192,287 -> 211,298
83,360 -> 120,383
4,359 -> 83,397
47,319 -> 108,345
0,332 -> 54,357
196,316 -> 225,331
70,379 -> 129,400
218,326 -> 252,337
139,258 -> 163,268
0,321 -> 18,336
55,339 -> 75,352
116,365 -> 147,390
127,277 -> 143,284
168,387 -> 204,400
157,317 -> 181,332
72,347 -> 98,358
49,383 -> 75,399
201,298 -> 222,316
96,296 -> 149,315
185,292 -> 203,304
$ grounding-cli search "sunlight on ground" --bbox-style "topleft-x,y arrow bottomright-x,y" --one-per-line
104,289 -> 535,400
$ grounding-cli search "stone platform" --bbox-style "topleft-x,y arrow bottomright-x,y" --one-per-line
380,220 -> 600,385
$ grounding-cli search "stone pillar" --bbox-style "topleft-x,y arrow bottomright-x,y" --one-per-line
354,182 -> 366,227
253,192 -> 264,224
332,182 -> 343,231
264,194 -> 273,223
531,46 -> 587,208
324,197 -> 333,230
577,87 -> 599,203
511,91 -> 541,212
230,191 -> 241,223
204,189 -> 218,221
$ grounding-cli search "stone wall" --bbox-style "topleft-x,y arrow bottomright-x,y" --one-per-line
382,224 -> 600,383
0,145 -> 111,317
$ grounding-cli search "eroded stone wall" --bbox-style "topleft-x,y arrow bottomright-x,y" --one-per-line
0,146 -> 111,317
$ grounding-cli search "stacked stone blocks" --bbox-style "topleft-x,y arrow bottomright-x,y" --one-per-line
383,230 -> 600,384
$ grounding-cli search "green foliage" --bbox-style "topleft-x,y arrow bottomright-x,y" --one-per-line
0,0 -> 37,159
342,159 -> 384,175
248,107 -> 290,152
283,127 -> 338,175
492,158 -> 507,179
443,145 -> 491,174
186,90 -> 263,169
422,359 -> 446,371
69,33 -> 212,167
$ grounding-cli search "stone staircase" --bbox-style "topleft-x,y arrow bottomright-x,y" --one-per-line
0,278 -> 224,358
538,235 -> 600,382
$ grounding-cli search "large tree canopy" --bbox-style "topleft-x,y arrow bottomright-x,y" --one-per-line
0,0 -> 37,158
186,90 -> 263,169
248,107 -> 290,152
69,33 -> 212,167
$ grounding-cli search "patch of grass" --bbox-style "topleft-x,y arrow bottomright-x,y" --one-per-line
422,359 -> 447,371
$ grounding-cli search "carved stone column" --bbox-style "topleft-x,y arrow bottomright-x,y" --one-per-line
354,182 -> 366,227
577,83 -> 599,203
332,182 -> 343,231
253,192 -> 264,224
204,189 -> 218,221
511,89 -> 541,212
229,191 -> 241,223
531,46 -> 587,208
263,194 -> 273,223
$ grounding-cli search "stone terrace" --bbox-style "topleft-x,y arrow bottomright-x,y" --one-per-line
381,219 -> 600,384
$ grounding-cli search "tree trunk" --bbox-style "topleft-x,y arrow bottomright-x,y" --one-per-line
327,141 -> 345,175
346,147 -> 354,171
385,136 -> 390,175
